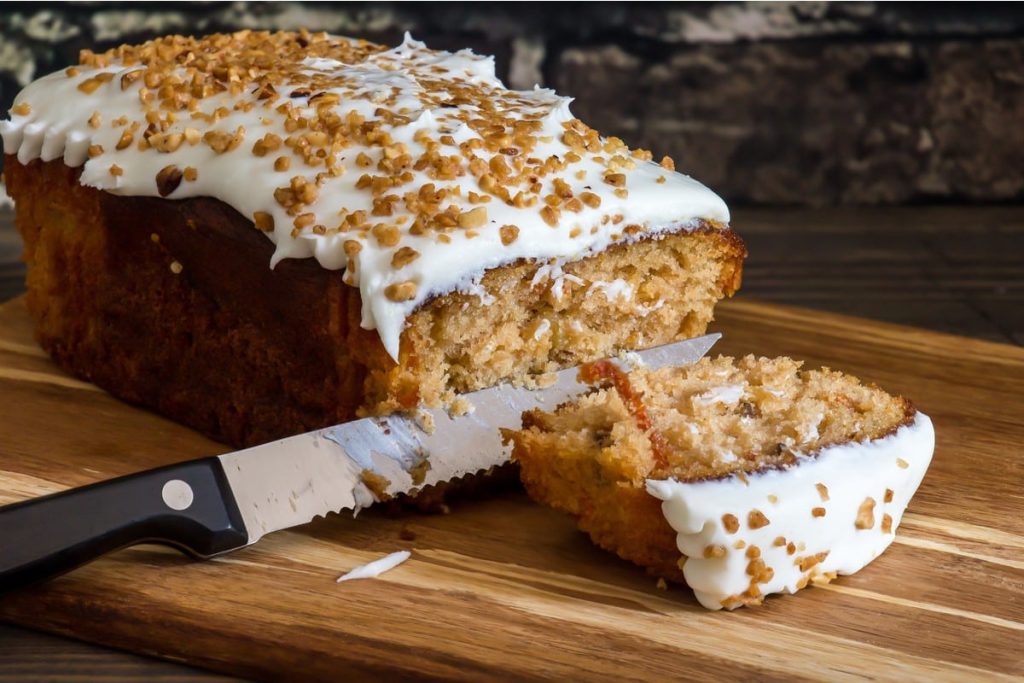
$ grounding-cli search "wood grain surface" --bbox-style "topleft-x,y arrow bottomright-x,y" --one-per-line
0,294 -> 1021,682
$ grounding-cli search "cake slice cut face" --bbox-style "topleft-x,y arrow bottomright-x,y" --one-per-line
508,355 -> 935,609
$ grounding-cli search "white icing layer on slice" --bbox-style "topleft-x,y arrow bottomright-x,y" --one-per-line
1,32 -> 729,361
646,411 -> 935,610
335,550 -> 411,582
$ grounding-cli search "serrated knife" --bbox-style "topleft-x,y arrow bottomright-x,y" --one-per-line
0,333 -> 719,591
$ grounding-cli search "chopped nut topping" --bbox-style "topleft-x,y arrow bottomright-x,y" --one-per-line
855,497 -> 876,530
881,513 -> 893,534
660,156 -> 676,171
816,483 -> 830,501
252,133 -> 282,156
896,458 -> 909,469
293,212 -> 316,230
155,165 -> 183,197
499,224 -> 519,245
203,127 -> 245,154
169,260 -> 183,274
372,223 -> 401,247
884,488 -> 894,503
253,211 -> 275,232
151,132 -> 185,153
391,246 -> 420,269
812,507 -> 826,518
18,30 -> 716,329
120,69 -> 143,90
77,77 -> 104,94
114,128 -> 134,150
811,571 -> 837,587
796,551 -> 829,572
747,509 -> 770,529
87,144 -> 104,158
746,557 -> 773,584
539,205 -> 560,227
458,206 -> 487,229
722,513 -> 740,534
603,172 -> 626,187
703,544 -> 727,559
384,280 -> 418,302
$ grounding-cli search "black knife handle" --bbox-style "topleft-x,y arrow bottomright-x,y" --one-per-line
0,457 -> 249,593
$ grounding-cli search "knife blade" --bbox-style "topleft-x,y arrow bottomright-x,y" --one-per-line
0,333 -> 719,591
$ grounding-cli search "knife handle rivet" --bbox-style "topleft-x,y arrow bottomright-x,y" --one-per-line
161,479 -> 194,511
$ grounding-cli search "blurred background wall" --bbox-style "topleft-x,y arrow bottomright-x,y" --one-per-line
1,1 -> 1022,205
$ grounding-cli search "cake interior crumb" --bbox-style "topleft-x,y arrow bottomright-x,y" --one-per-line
518,355 -> 910,486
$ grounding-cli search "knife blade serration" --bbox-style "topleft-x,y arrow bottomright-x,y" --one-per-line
219,333 -> 721,543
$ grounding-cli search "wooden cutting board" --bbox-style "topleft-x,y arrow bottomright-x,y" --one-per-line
0,295 -> 1021,682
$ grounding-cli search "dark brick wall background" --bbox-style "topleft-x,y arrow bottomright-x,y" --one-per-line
2,2 -> 1022,205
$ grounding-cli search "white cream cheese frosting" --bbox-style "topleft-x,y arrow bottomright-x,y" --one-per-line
0,30 -> 729,361
646,411 -> 935,610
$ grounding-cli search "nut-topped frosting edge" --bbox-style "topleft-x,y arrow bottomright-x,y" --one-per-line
1,30 -> 730,361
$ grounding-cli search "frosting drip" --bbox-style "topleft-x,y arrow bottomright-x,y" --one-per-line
1,31 -> 729,360
646,411 -> 935,609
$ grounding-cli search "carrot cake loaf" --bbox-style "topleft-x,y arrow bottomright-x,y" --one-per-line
507,355 -> 935,609
1,30 -> 743,447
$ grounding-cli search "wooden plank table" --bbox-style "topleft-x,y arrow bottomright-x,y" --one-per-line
0,205 -> 1022,680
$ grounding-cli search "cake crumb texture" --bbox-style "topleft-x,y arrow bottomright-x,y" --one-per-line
6,158 -> 743,449
508,355 -> 934,607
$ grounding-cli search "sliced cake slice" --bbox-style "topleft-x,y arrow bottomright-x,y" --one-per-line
506,355 -> 934,609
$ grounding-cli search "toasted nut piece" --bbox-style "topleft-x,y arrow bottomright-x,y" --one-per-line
458,206 -> 487,229
499,224 -> 519,246
253,211 -> 275,232
391,246 -> 420,269
855,497 -> 876,530
384,280 -> 418,302
748,510 -> 770,529
155,165 -> 183,197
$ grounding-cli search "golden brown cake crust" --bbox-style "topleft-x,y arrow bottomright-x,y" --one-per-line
8,156 -> 371,447
7,156 -> 744,448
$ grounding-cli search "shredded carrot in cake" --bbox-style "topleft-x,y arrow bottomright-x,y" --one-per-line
578,359 -> 671,469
